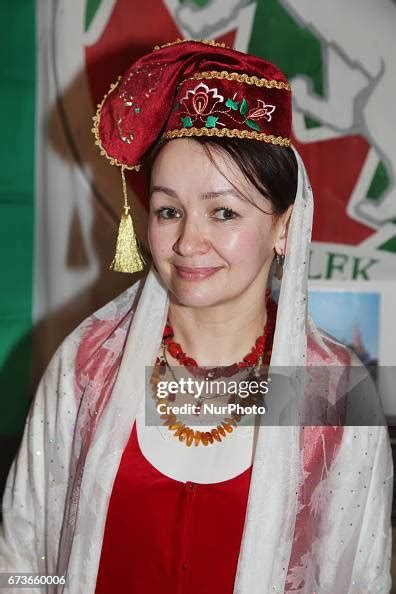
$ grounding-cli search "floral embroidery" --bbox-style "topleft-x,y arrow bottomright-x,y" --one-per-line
247,99 -> 275,122
179,82 -> 225,125
205,115 -> 219,128
245,119 -> 260,132
174,82 -> 276,134
181,116 -> 193,128
240,98 -> 249,116
225,98 -> 239,110
226,95 -> 276,131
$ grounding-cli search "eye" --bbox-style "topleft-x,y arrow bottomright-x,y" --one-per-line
153,207 -> 182,220
212,207 -> 240,221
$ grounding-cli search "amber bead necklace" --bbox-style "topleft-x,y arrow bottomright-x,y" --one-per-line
149,290 -> 277,447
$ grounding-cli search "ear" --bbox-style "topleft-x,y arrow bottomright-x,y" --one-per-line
274,204 -> 293,256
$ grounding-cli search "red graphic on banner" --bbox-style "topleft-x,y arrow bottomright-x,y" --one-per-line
294,135 -> 373,245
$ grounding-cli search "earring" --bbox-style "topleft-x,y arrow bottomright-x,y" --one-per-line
274,252 -> 285,280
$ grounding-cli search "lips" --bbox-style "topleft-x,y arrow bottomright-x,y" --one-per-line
174,265 -> 223,280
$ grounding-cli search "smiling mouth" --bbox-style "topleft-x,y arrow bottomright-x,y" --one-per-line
174,265 -> 223,279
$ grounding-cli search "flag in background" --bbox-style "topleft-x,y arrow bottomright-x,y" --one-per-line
0,1 -> 35,437
1,0 -> 395,444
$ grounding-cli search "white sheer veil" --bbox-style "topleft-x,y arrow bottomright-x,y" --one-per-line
234,145 -> 315,592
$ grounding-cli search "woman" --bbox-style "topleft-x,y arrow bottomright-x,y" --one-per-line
0,40 -> 392,594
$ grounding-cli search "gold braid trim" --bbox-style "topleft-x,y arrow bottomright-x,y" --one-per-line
182,70 -> 291,91
161,126 -> 291,147
91,76 -> 141,171
153,38 -> 230,51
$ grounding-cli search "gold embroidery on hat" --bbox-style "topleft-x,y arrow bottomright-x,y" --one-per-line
153,38 -> 230,51
91,76 -> 141,171
117,115 -> 135,144
182,71 -> 291,91
161,126 -> 291,146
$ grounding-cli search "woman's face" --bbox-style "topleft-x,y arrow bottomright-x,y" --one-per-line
148,138 -> 291,308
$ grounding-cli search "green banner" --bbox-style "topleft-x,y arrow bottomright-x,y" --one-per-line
0,1 -> 35,436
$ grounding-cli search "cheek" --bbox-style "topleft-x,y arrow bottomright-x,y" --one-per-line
219,225 -> 274,264
147,222 -> 172,259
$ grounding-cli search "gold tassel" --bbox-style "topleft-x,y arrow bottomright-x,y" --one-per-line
110,167 -> 146,273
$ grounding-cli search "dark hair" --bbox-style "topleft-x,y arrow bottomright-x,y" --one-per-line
144,137 -> 298,218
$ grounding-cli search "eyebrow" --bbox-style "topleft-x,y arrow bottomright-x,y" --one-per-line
150,185 -> 245,201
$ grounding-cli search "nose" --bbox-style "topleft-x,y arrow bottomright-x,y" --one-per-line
173,215 -> 211,257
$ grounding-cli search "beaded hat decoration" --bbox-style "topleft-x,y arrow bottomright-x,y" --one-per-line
92,39 -> 292,273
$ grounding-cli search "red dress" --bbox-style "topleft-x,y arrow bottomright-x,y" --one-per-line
95,421 -> 253,594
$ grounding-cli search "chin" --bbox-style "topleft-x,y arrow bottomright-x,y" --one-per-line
168,284 -> 225,308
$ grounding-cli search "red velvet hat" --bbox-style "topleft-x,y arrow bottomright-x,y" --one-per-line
93,39 -> 291,170
92,39 -> 292,273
